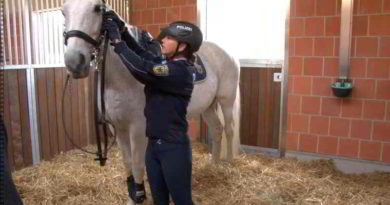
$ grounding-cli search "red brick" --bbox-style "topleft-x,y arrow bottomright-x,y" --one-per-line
377,80 -> 390,100
180,6 -> 196,23
293,76 -> 312,95
373,121 -> 390,141
188,119 -> 196,137
342,99 -> 363,118
288,114 -> 293,131
290,18 -> 305,37
387,102 -> 390,120
358,0 -> 382,14
141,10 -> 154,25
288,95 -> 301,114
304,57 -> 323,76
351,120 -> 372,139
154,8 -> 167,24
291,114 -> 310,132
383,143 -> 390,162
147,25 -> 159,38
369,15 -> 390,35
291,0 -> 297,17
352,79 -> 376,99
147,0 -> 158,8
385,0 -> 390,13
173,0 -> 187,6
360,141 -> 381,161
318,136 -> 338,155
159,0 -> 173,7
302,96 -> 321,114
134,0 -> 147,10
330,117 -> 350,137
288,77 -> 294,94
305,17 -> 324,36
166,7 -> 180,22
363,100 -> 386,120
289,38 -> 296,56
310,116 -> 330,135
352,16 -> 368,36
287,132 -> 299,150
131,11 -> 142,25
356,37 -> 378,57
316,0 -> 337,16
322,97 -> 342,116
186,0 -> 196,5
379,37 -> 390,57
312,77 -> 332,96
350,37 -> 356,57
339,138 -> 359,158
314,38 -> 334,56
296,0 -> 316,17
290,57 -> 303,75
299,134 -> 318,152
324,58 -> 339,77
295,38 -> 313,56
334,37 -> 340,56
325,17 -> 340,36
350,58 -> 367,78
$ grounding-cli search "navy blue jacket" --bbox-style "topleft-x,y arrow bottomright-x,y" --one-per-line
112,33 -> 195,144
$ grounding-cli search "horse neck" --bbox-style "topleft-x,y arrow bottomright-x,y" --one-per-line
104,46 -> 143,91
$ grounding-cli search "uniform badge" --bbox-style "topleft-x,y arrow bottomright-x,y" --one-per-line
152,65 -> 169,76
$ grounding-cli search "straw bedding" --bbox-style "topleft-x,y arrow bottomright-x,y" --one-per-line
13,141 -> 390,205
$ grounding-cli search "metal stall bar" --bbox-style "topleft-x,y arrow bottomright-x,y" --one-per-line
4,0 -> 12,65
22,0 -> 40,164
339,0 -> 354,79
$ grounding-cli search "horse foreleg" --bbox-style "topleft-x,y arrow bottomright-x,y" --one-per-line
202,102 -> 224,163
116,126 -> 133,177
128,123 -> 148,205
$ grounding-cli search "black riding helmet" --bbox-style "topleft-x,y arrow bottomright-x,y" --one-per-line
156,21 -> 203,55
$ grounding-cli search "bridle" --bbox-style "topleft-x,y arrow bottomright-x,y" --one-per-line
62,1 -> 115,166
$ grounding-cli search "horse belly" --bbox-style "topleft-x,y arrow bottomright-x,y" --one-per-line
187,81 -> 217,117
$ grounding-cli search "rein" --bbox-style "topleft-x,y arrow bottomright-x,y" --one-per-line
62,4 -> 116,166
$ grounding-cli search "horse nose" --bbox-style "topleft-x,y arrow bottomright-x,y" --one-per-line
64,50 -> 86,72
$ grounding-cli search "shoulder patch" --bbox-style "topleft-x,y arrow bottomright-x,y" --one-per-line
152,65 -> 169,76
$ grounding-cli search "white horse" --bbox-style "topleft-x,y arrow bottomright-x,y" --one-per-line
62,0 -> 241,204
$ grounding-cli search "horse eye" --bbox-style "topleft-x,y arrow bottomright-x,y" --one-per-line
94,5 -> 102,13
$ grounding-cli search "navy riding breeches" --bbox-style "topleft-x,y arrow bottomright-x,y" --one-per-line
145,139 -> 194,205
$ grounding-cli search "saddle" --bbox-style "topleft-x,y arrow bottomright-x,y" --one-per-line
193,54 -> 207,84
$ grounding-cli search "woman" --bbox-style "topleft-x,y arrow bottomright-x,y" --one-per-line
103,11 -> 202,205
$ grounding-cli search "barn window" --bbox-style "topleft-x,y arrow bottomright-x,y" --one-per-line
31,9 -> 65,66
198,0 -> 288,66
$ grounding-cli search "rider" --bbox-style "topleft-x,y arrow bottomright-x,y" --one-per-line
102,11 -> 202,205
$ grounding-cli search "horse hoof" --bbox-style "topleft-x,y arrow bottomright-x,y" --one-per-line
127,197 -> 145,205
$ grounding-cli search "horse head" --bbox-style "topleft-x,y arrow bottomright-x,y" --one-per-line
62,0 -> 106,79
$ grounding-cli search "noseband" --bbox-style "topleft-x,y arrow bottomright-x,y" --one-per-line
63,30 -> 101,48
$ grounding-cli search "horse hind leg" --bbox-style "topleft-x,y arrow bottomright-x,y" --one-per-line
202,100 -> 224,163
219,98 -> 236,161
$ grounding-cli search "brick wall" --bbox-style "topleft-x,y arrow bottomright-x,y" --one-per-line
130,0 -> 197,38
288,0 -> 390,163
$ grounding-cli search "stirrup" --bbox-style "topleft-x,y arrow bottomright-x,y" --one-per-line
127,175 -> 146,204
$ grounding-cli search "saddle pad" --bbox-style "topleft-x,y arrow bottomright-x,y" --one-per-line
193,54 -> 207,84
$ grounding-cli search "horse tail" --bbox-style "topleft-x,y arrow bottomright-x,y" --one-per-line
232,82 -> 241,157
232,59 -> 241,157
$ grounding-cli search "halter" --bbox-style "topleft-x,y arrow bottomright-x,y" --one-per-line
62,1 -> 115,166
